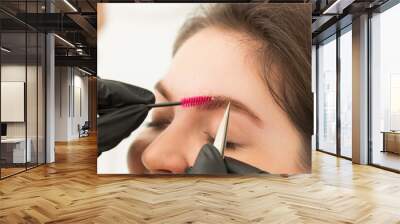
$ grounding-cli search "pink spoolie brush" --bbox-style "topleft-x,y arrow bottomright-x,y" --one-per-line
146,96 -> 213,109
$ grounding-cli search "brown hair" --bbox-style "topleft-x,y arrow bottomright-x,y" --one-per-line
173,3 -> 312,169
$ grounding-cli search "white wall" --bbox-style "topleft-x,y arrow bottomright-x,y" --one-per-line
97,3 -> 201,173
1,63 -> 46,163
1,65 -> 35,138
55,67 -> 68,141
97,3 -> 201,87
55,67 -> 89,141
72,73 -> 89,138
1,65 -> 27,142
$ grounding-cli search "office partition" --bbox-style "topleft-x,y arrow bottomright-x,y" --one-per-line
0,1 -> 47,179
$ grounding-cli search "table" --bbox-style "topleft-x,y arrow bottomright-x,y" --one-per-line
1,138 -> 31,163
381,131 -> 400,154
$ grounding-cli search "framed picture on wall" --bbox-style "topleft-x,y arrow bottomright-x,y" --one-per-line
96,3 -> 313,175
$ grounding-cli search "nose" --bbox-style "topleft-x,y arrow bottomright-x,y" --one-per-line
141,118 -> 201,174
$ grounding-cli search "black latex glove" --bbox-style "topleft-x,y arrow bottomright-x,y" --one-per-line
97,79 -> 155,156
185,144 -> 267,174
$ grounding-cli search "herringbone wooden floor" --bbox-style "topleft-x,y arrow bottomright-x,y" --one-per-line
1,135 -> 400,224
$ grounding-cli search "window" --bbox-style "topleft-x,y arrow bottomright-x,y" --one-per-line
317,35 -> 337,154
339,27 -> 352,158
370,2 -> 400,171
390,74 -> 400,130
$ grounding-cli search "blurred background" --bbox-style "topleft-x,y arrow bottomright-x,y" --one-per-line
97,3 -> 201,173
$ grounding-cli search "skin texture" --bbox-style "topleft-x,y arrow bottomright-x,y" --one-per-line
128,27 -> 305,174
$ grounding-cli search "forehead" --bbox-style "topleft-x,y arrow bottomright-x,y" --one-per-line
163,27 -> 267,101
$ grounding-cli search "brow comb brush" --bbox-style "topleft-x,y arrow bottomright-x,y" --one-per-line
146,96 -> 214,109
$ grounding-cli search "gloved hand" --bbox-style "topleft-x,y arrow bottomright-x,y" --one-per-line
185,144 -> 267,174
97,79 -> 155,156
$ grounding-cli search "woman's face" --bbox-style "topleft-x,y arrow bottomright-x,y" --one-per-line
129,27 -> 306,174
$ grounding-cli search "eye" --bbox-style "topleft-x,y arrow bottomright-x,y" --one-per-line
205,133 -> 239,150
146,119 -> 170,131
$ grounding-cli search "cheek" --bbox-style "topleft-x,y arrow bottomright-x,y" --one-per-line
224,126 -> 304,174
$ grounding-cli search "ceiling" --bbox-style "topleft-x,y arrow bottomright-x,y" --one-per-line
0,0 -> 392,74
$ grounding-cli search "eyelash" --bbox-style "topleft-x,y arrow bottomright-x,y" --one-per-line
147,120 -> 239,150
206,134 -> 239,150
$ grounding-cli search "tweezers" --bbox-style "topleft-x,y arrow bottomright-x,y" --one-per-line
213,103 -> 230,157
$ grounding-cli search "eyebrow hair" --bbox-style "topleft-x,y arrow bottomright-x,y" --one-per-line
204,96 -> 262,125
154,81 -> 263,126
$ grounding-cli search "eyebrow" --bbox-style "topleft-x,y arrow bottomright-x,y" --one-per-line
154,81 -> 263,126
155,81 -> 172,101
